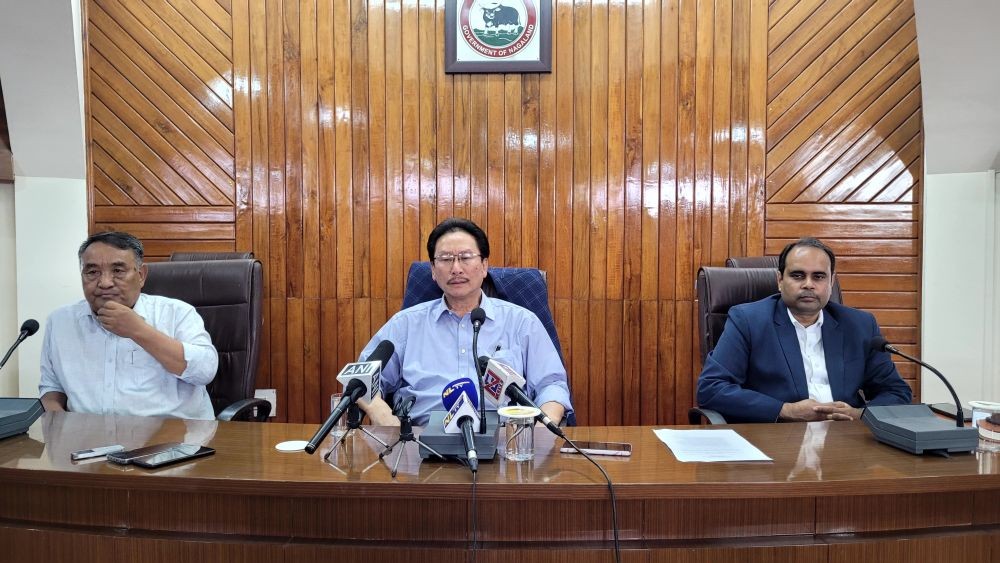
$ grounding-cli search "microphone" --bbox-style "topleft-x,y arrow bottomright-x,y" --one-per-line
0,319 -> 40,371
470,307 -> 487,433
441,378 -> 480,472
480,356 -> 566,438
870,336 -> 964,428
860,336 -> 977,455
305,340 -> 394,454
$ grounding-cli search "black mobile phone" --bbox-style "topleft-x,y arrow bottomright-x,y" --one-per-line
930,402 -> 973,423
559,440 -> 632,457
106,442 -> 182,465
132,444 -> 215,469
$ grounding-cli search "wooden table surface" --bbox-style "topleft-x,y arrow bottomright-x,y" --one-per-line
1,412 -> 999,562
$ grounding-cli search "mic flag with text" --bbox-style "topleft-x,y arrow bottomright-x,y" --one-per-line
336,340 -> 394,403
441,377 -> 479,434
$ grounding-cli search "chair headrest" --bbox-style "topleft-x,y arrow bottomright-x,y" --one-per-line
725,256 -> 778,269
698,267 -> 778,313
144,259 -> 259,307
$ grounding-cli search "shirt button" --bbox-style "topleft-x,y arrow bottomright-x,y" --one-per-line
461,349 -> 466,354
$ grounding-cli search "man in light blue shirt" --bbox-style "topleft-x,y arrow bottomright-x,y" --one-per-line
39,232 -> 219,420
359,218 -> 572,427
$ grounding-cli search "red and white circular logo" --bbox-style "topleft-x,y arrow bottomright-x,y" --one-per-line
460,0 -> 538,59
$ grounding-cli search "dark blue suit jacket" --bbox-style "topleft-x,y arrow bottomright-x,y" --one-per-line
696,295 -> 912,423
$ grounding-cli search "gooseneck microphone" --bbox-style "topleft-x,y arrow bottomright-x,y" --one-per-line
480,356 -> 566,439
470,307 -> 487,434
305,340 -> 395,454
870,336 -> 965,429
0,319 -> 40,371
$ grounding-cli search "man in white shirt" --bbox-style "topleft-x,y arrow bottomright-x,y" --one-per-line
39,232 -> 219,420
696,237 -> 912,423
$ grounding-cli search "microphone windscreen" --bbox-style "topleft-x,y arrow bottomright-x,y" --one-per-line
20,319 -> 39,337
442,377 -> 479,410
471,307 -> 486,327
364,340 -> 395,365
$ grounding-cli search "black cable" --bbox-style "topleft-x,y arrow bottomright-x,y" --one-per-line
562,436 -> 621,563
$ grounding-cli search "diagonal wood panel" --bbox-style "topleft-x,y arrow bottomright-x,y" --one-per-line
86,0 -> 236,269
765,0 -> 923,397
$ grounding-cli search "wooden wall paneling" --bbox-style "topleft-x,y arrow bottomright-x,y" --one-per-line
590,0 -> 609,304
351,0 -> 371,300
621,299 -> 640,424
83,0 -> 921,424
710,0 -> 732,266
589,300 -> 607,425
628,0 -> 648,305
486,72 -> 505,266
745,0 -> 767,255
504,74 -> 523,264
521,74 -> 541,268
301,0 -> 321,302
434,5 -> 455,225
384,0 -> 404,297
400,0 -> 421,272
655,0 -> 677,302
334,0 -> 355,297
603,0 -> 624,304
233,0 -> 252,252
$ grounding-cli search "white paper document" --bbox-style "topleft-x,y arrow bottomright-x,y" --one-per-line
653,428 -> 772,462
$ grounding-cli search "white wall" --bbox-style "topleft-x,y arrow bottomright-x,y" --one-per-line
0,183 -> 17,396
922,171 -> 997,405
0,0 -> 88,397
14,178 -> 88,396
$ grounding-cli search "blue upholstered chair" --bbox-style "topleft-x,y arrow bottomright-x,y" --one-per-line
401,262 -> 574,425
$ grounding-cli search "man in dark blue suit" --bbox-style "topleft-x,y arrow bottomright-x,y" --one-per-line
696,238 -> 912,423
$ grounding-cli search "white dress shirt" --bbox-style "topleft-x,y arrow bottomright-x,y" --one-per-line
39,294 -> 219,420
787,309 -> 833,404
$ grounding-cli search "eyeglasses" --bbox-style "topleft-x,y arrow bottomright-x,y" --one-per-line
433,252 -> 482,267
82,266 -> 137,282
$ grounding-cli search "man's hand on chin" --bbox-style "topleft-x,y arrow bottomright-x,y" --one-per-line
96,301 -> 145,338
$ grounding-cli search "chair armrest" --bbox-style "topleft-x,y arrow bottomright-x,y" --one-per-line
217,398 -> 272,422
688,407 -> 727,425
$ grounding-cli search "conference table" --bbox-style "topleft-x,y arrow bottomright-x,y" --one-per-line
1,412 -> 999,562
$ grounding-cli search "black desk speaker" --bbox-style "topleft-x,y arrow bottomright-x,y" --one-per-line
0,398 -> 44,440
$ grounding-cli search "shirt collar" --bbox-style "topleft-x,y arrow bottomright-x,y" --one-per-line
431,290 -> 495,322
787,307 -> 824,331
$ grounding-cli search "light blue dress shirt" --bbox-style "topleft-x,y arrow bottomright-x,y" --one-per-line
359,292 -> 573,426
39,294 -> 219,420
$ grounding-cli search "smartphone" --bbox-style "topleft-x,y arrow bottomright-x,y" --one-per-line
930,402 -> 973,423
560,440 -> 632,457
132,444 -> 215,469
106,442 -> 182,465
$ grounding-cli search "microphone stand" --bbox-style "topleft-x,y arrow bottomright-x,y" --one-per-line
378,397 -> 444,477
323,403 -> 390,462
471,315 -> 486,434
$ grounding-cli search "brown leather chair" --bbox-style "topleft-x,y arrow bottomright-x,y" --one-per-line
725,255 -> 843,304
689,266 -> 784,425
143,258 -> 270,421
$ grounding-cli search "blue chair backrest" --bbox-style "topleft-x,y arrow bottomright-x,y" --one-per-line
402,262 -> 564,362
